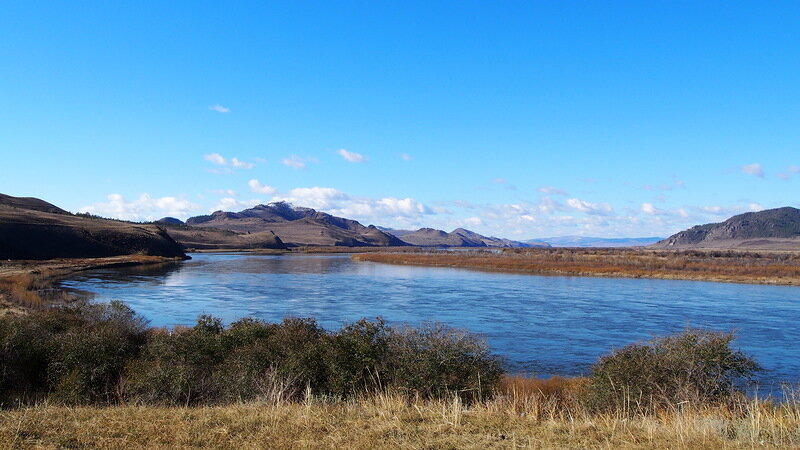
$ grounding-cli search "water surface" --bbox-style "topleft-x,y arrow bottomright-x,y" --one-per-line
60,253 -> 800,392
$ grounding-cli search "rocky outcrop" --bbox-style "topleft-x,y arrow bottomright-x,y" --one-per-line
654,207 -> 800,249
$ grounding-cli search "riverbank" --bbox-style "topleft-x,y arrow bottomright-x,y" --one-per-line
0,255 -> 187,313
2,394 -> 798,449
353,248 -> 800,286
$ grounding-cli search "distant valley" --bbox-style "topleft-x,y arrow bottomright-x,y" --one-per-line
534,236 -> 663,248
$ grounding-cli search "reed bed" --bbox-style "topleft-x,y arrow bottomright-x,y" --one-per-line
1,387 -> 798,448
353,248 -> 800,285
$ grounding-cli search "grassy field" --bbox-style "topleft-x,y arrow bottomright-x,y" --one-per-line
2,390 -> 799,449
353,248 -> 800,286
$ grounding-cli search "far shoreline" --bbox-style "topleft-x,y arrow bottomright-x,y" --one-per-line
352,247 -> 800,287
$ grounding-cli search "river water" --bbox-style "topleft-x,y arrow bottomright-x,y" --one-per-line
60,253 -> 800,392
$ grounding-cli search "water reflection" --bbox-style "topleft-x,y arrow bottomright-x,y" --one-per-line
60,252 -> 800,393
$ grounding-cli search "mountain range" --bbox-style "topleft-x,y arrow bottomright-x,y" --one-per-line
180,202 -> 406,247
378,227 -> 549,248
4,193 -> 800,258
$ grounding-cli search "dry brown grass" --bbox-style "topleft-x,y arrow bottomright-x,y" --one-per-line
353,248 -> 800,285
0,255 -> 186,311
1,386 -> 798,449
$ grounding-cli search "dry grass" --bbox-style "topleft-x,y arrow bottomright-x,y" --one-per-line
0,255 -> 186,311
1,385 -> 798,449
353,248 -> 800,286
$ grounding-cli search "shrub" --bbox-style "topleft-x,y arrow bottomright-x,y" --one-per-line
587,329 -> 760,412
126,315 -> 228,405
385,323 -> 503,402
326,318 -> 389,397
0,303 -> 505,406
48,301 -> 148,404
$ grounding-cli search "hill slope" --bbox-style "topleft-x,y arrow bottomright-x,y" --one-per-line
0,194 -> 186,260
156,220 -> 287,251
382,227 -> 548,248
185,202 -> 406,247
654,207 -> 800,249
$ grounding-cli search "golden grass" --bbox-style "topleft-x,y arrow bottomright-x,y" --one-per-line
1,386 -> 798,449
353,248 -> 800,286
0,255 -> 186,311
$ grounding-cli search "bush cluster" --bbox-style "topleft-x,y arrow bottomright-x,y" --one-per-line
587,329 -> 761,412
0,302 -> 502,406
0,301 -> 761,411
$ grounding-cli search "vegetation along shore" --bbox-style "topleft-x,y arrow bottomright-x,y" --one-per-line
353,247 -> 800,286
0,301 -> 798,448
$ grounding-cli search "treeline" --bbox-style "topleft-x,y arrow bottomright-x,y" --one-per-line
0,301 -> 761,412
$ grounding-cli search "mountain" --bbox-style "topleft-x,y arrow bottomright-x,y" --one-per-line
536,236 -> 663,248
184,202 -> 406,247
450,228 -> 550,248
155,220 -> 287,251
382,227 -> 549,248
653,207 -> 800,249
0,194 -> 186,260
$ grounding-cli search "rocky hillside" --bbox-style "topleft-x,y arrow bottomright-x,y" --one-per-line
0,194 -> 186,260
383,227 -> 549,248
156,218 -> 286,251
654,207 -> 800,249
185,202 -> 406,247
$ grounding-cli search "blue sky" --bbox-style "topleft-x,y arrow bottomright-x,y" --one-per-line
2,1 -> 799,238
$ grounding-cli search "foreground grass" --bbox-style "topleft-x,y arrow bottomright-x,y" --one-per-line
353,248 -> 800,286
2,393 -> 799,449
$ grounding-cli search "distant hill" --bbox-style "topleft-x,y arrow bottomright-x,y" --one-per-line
536,236 -> 663,248
184,202 -> 406,247
381,227 -> 549,248
653,207 -> 800,249
0,194 -> 186,260
155,220 -> 287,251
0,193 -> 69,215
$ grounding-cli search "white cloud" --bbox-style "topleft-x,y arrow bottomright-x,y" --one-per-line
209,104 -> 231,113
271,187 -> 432,227
400,153 -> 412,161
213,197 -> 263,212
641,203 -> 658,215
780,165 -> 800,180
741,163 -> 764,178
697,203 -> 763,216
337,149 -> 366,163
204,153 -> 226,165
79,193 -> 198,222
281,155 -> 317,170
231,157 -> 254,169
203,153 -> 255,171
247,179 -> 277,195
211,189 -> 237,196
463,217 -> 483,227
538,186 -> 567,196
492,178 -> 507,184
566,198 -> 613,215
